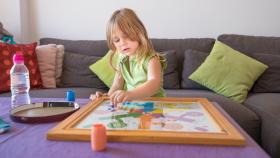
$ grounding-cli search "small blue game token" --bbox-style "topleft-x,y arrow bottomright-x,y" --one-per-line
66,90 -> 75,102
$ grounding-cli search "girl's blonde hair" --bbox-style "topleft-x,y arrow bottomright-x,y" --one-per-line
106,8 -> 156,68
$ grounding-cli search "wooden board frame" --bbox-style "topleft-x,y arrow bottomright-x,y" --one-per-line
47,97 -> 245,146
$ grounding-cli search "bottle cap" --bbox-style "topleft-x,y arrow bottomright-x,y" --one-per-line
66,90 -> 75,102
13,54 -> 24,64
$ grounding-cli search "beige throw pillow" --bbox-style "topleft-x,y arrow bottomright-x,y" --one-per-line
35,44 -> 65,88
36,44 -> 57,88
55,45 -> 65,86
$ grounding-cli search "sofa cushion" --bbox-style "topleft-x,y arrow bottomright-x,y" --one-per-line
36,44 -> 57,88
37,44 -> 65,87
89,50 -> 119,88
181,49 -> 209,90
244,93 -> 280,158
166,89 -> 261,142
61,52 -> 107,89
250,53 -> 280,92
160,50 -> 180,89
0,42 -> 42,93
189,41 -> 268,103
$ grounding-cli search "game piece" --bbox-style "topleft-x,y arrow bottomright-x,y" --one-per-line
91,124 -> 107,151
66,90 -> 75,102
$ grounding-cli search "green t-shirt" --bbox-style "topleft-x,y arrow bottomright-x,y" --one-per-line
118,52 -> 166,97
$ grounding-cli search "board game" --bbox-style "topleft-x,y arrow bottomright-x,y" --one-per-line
76,100 -> 222,133
47,97 -> 245,146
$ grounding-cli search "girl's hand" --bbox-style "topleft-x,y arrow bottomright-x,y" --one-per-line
89,91 -> 107,101
110,90 -> 131,106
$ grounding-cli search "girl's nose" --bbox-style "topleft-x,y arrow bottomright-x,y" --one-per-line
120,39 -> 126,46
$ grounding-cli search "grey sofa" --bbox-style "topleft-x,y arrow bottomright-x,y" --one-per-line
1,34 -> 279,158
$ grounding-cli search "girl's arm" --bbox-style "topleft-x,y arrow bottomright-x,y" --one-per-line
90,64 -> 124,101
89,71 -> 124,101
108,70 -> 124,96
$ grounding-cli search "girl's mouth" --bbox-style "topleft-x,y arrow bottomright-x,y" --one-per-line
123,48 -> 129,52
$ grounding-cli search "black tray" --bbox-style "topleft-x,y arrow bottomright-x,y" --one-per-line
10,102 -> 80,123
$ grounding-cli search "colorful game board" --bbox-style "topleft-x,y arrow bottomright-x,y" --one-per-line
47,97 -> 245,146
75,100 -> 222,133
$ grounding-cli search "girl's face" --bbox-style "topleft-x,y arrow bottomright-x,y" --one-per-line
112,27 -> 139,57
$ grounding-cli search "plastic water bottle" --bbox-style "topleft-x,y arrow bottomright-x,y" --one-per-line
10,54 -> 31,108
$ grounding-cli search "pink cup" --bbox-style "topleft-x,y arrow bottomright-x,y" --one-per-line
91,124 -> 107,151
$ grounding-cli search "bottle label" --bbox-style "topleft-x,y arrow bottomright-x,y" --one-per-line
11,74 -> 29,85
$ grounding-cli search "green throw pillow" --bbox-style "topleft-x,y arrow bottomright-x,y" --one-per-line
189,41 -> 268,103
89,50 -> 119,88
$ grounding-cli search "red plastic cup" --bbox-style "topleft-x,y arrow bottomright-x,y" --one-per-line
91,124 -> 107,151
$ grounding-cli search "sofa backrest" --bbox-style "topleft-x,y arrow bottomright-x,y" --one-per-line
151,38 -> 215,80
40,38 -> 109,56
218,34 -> 280,55
39,35 -> 280,92
40,38 -> 215,88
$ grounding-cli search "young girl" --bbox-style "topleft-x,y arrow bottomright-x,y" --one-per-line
90,8 -> 166,106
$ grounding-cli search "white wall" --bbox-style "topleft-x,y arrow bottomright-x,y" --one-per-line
1,0 -> 280,42
0,0 -> 21,41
